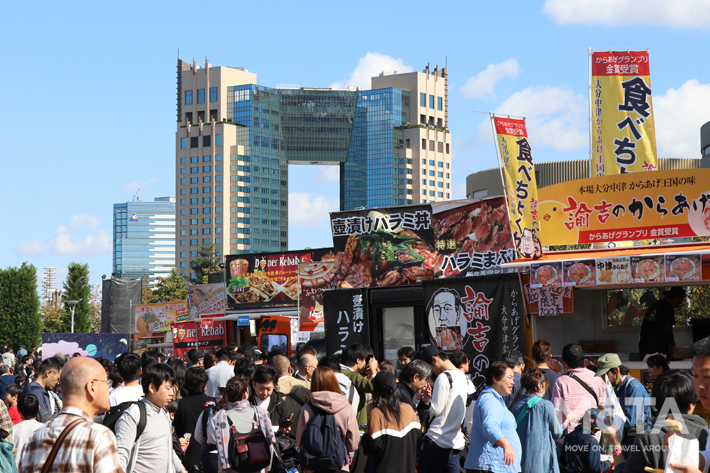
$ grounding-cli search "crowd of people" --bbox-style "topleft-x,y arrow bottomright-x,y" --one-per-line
1,337 -> 710,473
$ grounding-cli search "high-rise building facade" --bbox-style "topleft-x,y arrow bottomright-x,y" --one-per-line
175,59 -> 451,278
113,195 -> 176,287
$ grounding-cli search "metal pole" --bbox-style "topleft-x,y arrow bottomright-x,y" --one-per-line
71,306 -> 75,333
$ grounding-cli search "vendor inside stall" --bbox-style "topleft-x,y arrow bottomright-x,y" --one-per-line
639,286 -> 686,359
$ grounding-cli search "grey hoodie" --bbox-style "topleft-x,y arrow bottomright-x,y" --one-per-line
295,391 -> 360,472
615,413 -> 709,473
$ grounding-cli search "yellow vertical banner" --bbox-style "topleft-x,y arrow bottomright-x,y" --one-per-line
493,116 -> 543,259
591,50 -> 658,176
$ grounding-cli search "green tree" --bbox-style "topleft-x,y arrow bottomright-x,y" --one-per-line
190,243 -> 221,284
149,268 -> 188,303
0,262 -> 42,349
42,306 -> 66,333
62,262 -> 92,333
141,275 -> 153,303
89,283 -> 102,333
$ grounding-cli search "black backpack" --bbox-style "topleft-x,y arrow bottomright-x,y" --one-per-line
226,408 -> 271,473
299,403 -> 347,472
103,401 -> 147,441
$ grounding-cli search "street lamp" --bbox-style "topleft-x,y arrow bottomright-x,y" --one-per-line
66,299 -> 82,333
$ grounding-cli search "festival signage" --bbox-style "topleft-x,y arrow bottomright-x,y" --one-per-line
591,50 -> 658,176
433,198 -> 517,278
323,289 -> 370,356
595,256 -> 632,285
171,319 -> 227,360
630,255 -> 665,283
539,169 -> 710,246
665,254 -> 702,282
422,274 -> 525,387
225,249 -> 334,309
493,116 -> 543,259
188,283 -> 227,319
530,262 -> 563,288
41,333 -> 130,361
525,285 -> 574,316
330,205 -> 437,288
563,260 -> 597,286
298,261 -> 337,331
134,301 -> 187,333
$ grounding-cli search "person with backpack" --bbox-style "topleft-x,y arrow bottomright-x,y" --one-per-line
174,367 -> 215,473
510,369 -> 572,473
296,366 -> 359,473
204,374 -> 276,473
109,353 -> 143,407
114,363 -> 187,473
464,361 -> 522,473
362,371 -> 421,473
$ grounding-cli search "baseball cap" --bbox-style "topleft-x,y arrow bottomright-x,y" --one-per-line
584,408 -> 603,430
372,371 -> 397,396
595,353 -> 622,377
420,345 -> 441,364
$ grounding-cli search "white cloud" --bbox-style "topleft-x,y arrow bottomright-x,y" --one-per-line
543,0 -> 710,28
462,59 -> 520,99
288,192 -> 339,229
314,166 -> 340,183
330,53 -> 413,90
654,79 -> 710,159
480,86 -> 587,152
122,177 -> 157,194
14,214 -> 112,257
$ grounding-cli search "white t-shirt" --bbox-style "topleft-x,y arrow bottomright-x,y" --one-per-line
109,385 -> 144,407
256,396 -> 270,411
426,369 -> 468,450
12,419 -> 43,465
206,361 -> 234,399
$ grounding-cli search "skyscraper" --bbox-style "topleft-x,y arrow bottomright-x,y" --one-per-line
175,59 -> 451,278
113,195 -> 176,287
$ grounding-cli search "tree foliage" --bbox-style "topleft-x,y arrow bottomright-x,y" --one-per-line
62,262 -> 93,333
145,268 -> 188,303
0,262 -> 42,349
189,243 -> 221,284
89,283 -> 102,333
42,306 -> 66,333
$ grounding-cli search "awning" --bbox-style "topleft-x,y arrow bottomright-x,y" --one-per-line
504,242 -> 710,269
147,342 -> 173,348
198,307 -> 299,322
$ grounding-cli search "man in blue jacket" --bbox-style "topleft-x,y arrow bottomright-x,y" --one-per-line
595,353 -> 651,454
22,357 -> 62,422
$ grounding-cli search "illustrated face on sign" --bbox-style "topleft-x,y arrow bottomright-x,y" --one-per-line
427,288 -> 465,346
518,227 -> 542,259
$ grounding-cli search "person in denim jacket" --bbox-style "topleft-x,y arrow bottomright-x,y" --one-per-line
560,408 -> 611,473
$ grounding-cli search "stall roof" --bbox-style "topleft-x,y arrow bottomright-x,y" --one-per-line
503,241 -> 710,269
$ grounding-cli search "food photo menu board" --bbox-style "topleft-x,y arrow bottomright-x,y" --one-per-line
530,262 -> 563,288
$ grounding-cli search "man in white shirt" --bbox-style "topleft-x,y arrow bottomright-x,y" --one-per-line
420,345 -> 468,473
109,353 -> 144,407
12,393 -> 43,465
205,349 -> 234,399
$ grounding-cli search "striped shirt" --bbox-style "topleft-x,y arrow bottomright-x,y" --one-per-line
18,405 -> 122,473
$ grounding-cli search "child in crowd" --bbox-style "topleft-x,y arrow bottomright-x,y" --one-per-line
560,408 -> 612,473
4,385 -> 22,425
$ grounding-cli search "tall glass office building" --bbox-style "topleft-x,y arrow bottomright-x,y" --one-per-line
175,59 -> 450,276
113,196 -> 176,287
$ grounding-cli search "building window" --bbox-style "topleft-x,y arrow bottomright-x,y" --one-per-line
215,196 -> 221,202
191,157 -> 198,163
181,178 -> 186,185
422,190 -> 426,196
203,186 -> 211,193
210,87 -> 217,102
180,158 -> 186,164
429,180 -> 434,186
203,166 -> 211,172
438,172 -> 443,177
216,154 -> 221,161
180,240 -> 186,246
429,141 -> 435,152
429,190 -> 435,196
191,239 -> 198,246
216,228 -> 221,234
197,88 -> 205,104
203,135 -> 211,147
216,165 -> 221,171
181,138 -> 186,149
180,229 -> 186,236
406,139 -> 410,148
180,220 -> 186,225
190,218 -> 198,225
446,173 -> 450,179
180,209 -> 186,215
422,170 -> 426,176
191,188 -> 198,194
180,199 -> 186,205
429,170 -> 434,176
190,198 -> 198,204
446,193 -> 450,199
203,207 -> 211,214
422,179 -> 426,185
437,96 -> 443,110
191,167 -> 198,173
180,262 -> 186,268
473,189 -> 488,199
190,229 -> 198,235
204,176 -> 211,183
180,252 -> 186,258
446,163 -> 450,169
421,139 -> 426,150
446,143 -> 450,154
203,218 -> 210,224
190,137 -> 198,148
215,134 -> 222,147
438,182 -> 443,188
429,95 -> 434,108
203,156 -> 211,163
203,238 -> 210,244
420,92 -> 426,107
185,90 -> 192,105
438,161 -> 443,168
190,209 -> 198,215
422,158 -> 426,165
203,197 -> 211,203
439,192 -> 444,197
438,142 -> 444,153
180,168 -> 186,175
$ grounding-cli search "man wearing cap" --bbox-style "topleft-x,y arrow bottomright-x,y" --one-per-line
639,286 -> 686,359
420,345 -> 467,473
595,353 -> 651,455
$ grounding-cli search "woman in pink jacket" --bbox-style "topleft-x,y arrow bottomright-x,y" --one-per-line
296,366 -> 360,473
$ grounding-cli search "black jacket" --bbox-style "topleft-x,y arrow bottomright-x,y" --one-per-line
561,425 -> 611,473
396,381 -> 430,422
174,393 -> 215,473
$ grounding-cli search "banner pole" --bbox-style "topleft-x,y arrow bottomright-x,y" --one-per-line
489,112 -> 509,204
588,47 -> 593,179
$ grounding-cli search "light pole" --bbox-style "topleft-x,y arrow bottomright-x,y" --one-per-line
66,299 -> 82,333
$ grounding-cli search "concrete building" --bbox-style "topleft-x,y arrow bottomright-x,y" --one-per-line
175,59 -> 452,279
113,194 -> 176,287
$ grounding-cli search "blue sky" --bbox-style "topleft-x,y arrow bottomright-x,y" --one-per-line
2,0 -> 710,290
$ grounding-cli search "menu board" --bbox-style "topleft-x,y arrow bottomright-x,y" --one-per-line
187,283 -> 227,319
665,254 -> 702,282
530,262 -> 563,288
134,301 -> 188,333
595,256 -> 632,285
630,255 -> 665,283
298,261 -> 338,331
562,259 -> 596,287
226,249 -> 335,309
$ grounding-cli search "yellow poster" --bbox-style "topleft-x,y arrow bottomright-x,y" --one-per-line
134,301 -> 188,333
591,50 -> 658,176
539,169 -> 710,246
494,116 -> 543,259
